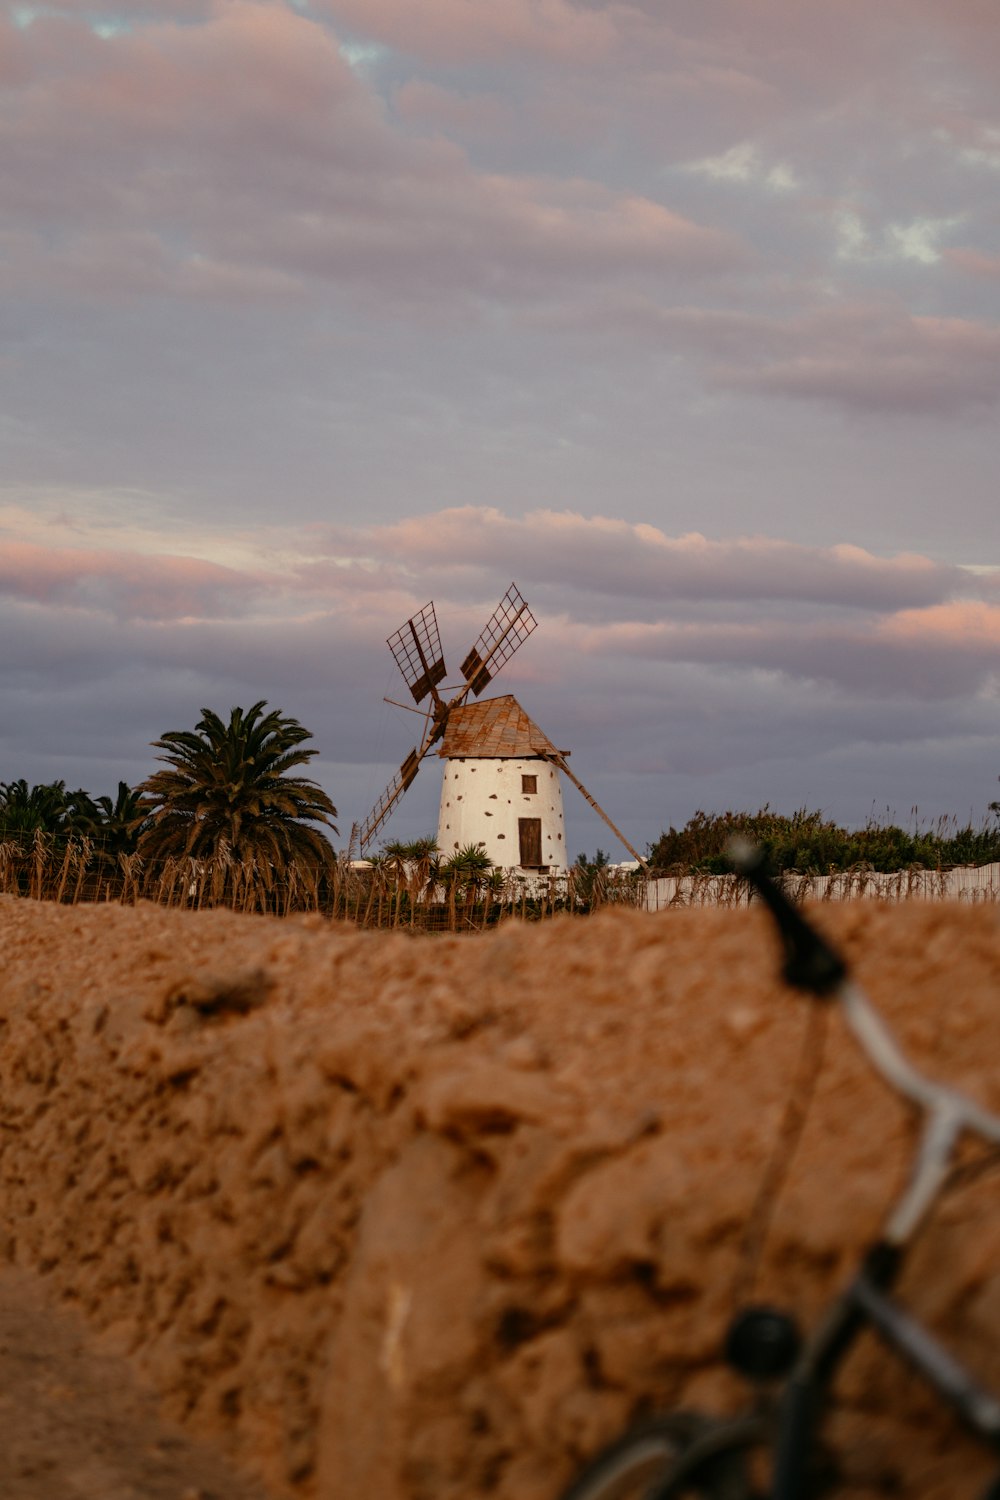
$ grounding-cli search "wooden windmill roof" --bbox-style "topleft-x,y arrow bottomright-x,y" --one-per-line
438,694 -> 568,759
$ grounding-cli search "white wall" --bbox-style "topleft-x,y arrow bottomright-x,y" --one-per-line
437,756 -> 568,871
644,862 -> 1000,908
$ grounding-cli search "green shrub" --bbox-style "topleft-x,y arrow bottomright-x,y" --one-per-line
648,804 -> 1000,875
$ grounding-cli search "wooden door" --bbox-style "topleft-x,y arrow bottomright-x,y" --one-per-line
518,817 -> 542,866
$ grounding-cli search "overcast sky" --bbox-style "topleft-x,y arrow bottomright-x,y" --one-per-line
2,0 -> 999,858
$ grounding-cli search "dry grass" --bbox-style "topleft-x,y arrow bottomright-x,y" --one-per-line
0,833 -> 645,931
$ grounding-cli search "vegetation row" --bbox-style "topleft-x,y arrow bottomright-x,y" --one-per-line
645,804 -> 1000,876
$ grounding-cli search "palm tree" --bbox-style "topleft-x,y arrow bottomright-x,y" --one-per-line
380,836 -> 440,885
136,702 -> 338,875
376,836 -> 442,911
0,779 -> 99,837
63,787 -> 102,837
441,842 -> 495,900
94,781 -> 147,857
0,779 -> 61,835
402,836 -> 442,900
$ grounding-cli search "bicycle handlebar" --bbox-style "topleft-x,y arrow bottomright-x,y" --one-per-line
728,838 -> 846,996
727,838 -> 1000,1242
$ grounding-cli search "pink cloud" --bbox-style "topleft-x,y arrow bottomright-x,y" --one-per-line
367,507 -> 963,611
24,2 -> 374,155
318,0 -> 998,128
881,601 -> 1000,647
560,606 -> 999,701
548,297 -> 1000,418
0,541 -> 272,621
718,309 -> 1000,415
621,0 -> 1000,101
946,248 -> 1000,282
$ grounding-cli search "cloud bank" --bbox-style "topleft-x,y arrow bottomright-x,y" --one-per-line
2,502 -> 997,852
4,2 -> 999,849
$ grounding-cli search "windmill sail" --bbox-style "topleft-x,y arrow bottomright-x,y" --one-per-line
460,583 -> 537,696
387,601 -> 447,704
357,747 -> 422,850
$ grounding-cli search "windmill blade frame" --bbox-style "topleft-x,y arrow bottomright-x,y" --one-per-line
388,601 -> 447,705
357,746 -> 423,851
459,583 -> 537,698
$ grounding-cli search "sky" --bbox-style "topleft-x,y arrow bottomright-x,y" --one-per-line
2,0 -> 999,859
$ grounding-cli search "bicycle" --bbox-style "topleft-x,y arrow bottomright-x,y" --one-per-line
559,840 -> 1000,1499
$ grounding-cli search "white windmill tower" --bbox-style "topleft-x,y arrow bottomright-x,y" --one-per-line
354,584 -> 646,872
436,691 -> 570,870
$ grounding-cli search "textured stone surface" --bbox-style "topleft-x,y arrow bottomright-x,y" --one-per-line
1,895 -> 1000,1498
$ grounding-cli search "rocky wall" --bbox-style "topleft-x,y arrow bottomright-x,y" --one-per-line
2,894 -> 1000,1499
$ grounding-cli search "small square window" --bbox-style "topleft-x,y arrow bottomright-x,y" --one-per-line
521,774 -> 537,794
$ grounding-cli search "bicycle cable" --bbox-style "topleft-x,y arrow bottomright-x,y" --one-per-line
731,995 -> 830,1309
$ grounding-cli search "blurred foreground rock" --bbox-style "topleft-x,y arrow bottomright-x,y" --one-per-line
1,895 -> 999,1499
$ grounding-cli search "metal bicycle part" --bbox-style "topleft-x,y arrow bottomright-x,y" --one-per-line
728,841 -> 1000,1246
559,1412 -> 776,1500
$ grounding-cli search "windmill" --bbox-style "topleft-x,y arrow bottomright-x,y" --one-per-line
354,583 -> 646,870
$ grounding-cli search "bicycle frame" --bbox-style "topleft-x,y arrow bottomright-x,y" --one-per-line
716,845 -> 1000,1498
649,1191 -> 1000,1498
768,1239 -> 1000,1498
649,1254 -> 1000,1500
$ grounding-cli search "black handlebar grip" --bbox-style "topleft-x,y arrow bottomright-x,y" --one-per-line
727,839 -> 847,998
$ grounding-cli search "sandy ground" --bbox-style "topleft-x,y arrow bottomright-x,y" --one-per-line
0,1263 -> 273,1499
2,894 -> 1000,1498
